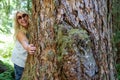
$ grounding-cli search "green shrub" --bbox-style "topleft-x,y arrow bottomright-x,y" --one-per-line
116,64 -> 120,80
0,60 -> 14,80
0,34 -> 14,60
0,34 -> 14,80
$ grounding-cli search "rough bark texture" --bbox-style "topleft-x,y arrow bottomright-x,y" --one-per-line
22,0 -> 116,80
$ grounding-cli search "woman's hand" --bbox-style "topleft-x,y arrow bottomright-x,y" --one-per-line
17,31 -> 36,54
27,44 -> 36,54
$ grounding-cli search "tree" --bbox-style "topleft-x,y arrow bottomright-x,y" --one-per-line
112,0 -> 120,64
22,0 -> 116,80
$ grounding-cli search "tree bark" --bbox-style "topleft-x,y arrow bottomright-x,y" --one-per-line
22,0 -> 116,80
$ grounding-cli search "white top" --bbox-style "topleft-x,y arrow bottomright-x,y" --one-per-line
11,40 -> 28,67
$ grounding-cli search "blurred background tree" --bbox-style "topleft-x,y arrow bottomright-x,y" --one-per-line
112,0 -> 120,79
112,0 -> 120,59
0,0 -> 32,34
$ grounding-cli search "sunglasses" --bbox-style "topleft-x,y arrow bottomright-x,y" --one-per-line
17,14 -> 28,20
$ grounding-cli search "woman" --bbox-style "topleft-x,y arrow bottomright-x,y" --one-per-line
11,10 -> 36,80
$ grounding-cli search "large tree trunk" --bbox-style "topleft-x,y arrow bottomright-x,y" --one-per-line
22,0 -> 116,80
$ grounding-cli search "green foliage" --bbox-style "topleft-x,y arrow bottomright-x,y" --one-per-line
0,43 -> 13,59
116,64 -> 120,80
0,0 -> 13,34
112,0 -> 120,79
0,34 -> 14,59
0,72 -> 14,80
55,24 -> 89,62
0,34 -> 14,80
0,60 -> 14,80
113,31 -> 120,44
0,0 -> 32,34
68,29 -> 89,40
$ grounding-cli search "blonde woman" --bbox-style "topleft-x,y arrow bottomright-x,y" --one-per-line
11,10 -> 36,80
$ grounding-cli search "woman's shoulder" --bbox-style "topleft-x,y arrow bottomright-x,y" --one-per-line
16,30 -> 27,40
18,27 -> 27,34
18,29 -> 26,33
17,31 -> 25,37
17,30 -> 27,36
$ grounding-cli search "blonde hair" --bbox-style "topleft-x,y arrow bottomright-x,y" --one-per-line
13,10 -> 32,40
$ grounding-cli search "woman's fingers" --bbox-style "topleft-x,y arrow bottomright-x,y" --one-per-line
28,44 -> 36,54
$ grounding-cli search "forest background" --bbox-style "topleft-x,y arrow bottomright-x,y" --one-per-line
0,0 -> 120,80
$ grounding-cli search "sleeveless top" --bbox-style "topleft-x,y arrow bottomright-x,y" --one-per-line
11,40 -> 28,67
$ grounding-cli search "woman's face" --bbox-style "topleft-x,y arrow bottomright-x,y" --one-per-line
17,12 -> 29,28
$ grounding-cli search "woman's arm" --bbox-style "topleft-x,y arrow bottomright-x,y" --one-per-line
17,31 -> 36,54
